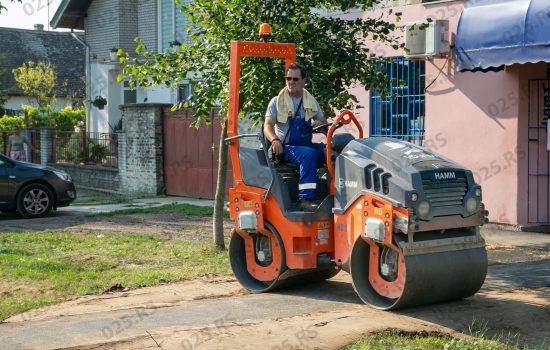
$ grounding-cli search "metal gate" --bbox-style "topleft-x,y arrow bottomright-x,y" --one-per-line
27,129 -> 41,164
0,129 -> 40,163
527,65 -> 550,224
163,108 -> 232,199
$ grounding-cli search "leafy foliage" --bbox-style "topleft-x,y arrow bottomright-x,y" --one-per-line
88,142 -> 109,162
0,115 -> 24,131
45,107 -> 86,132
12,61 -> 57,108
119,0 -> 403,124
92,96 -> 107,107
16,106 -> 85,131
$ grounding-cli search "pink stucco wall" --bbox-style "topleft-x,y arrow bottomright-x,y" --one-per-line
341,1 -> 547,226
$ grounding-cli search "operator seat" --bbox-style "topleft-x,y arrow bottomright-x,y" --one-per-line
330,133 -> 355,159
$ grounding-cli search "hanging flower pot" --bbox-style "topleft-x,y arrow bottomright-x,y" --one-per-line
93,96 -> 107,110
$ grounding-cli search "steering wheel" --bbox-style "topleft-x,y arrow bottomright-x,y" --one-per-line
312,121 -> 343,134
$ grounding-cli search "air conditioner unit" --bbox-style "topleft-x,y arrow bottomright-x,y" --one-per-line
405,20 -> 449,58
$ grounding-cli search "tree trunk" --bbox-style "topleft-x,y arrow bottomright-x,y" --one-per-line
213,118 -> 228,250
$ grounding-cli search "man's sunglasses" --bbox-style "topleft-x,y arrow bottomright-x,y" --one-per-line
285,77 -> 301,81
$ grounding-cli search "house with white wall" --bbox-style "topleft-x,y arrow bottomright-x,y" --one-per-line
0,25 -> 85,113
51,0 -> 193,133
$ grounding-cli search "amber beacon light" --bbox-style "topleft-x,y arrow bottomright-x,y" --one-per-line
259,23 -> 273,42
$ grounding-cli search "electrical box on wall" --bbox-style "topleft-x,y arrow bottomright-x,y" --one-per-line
405,20 -> 450,58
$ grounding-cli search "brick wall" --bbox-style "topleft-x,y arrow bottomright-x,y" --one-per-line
119,104 -> 166,195
43,104 -> 167,196
119,0 -> 139,55
86,0 -> 153,62
138,0 -> 158,50
51,163 -> 122,194
86,0 -> 121,62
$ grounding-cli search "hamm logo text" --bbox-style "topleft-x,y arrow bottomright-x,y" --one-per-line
434,172 -> 456,180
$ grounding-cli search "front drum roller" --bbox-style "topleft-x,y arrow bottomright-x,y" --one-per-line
349,234 -> 488,310
229,222 -> 339,293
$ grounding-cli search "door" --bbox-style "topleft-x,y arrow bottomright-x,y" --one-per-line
163,108 -> 232,199
527,68 -> 550,224
0,157 -> 12,206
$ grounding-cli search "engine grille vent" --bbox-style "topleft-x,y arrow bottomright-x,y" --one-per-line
365,164 -> 392,195
422,173 -> 467,208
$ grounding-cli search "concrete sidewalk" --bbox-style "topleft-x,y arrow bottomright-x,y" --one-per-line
65,193 -> 550,248
11,189 -> 548,248
61,196 -> 214,216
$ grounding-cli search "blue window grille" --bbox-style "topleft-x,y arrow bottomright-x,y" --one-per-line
370,57 -> 425,145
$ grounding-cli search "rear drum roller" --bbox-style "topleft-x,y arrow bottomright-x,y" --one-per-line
350,235 -> 488,310
229,223 -> 340,293
229,223 -> 286,292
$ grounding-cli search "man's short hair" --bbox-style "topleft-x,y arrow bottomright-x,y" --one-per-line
288,63 -> 307,79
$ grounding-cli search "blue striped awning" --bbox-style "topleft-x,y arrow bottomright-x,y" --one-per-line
456,0 -> 550,72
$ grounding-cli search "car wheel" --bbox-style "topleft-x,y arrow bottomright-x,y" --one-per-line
16,183 -> 54,218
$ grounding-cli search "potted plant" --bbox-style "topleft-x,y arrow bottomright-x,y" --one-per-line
109,48 -> 119,61
92,96 -> 107,110
169,40 -> 182,52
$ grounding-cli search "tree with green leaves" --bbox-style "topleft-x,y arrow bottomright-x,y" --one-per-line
120,0 -> 403,250
13,61 -> 57,108
0,0 -> 22,13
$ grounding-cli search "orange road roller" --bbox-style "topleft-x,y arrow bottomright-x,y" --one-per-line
225,30 -> 488,310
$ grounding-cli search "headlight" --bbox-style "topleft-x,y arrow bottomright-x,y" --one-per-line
466,197 -> 478,214
417,201 -> 430,217
54,171 -> 72,182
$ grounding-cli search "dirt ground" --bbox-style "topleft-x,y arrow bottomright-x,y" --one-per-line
1,212 -> 549,350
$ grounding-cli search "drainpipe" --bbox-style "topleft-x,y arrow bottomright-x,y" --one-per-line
70,31 -> 91,131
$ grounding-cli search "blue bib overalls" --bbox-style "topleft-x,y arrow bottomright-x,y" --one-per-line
283,101 -> 326,200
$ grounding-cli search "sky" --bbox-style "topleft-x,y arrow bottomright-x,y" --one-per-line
0,0 -> 66,30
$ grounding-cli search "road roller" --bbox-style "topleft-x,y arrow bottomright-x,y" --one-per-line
225,27 -> 489,310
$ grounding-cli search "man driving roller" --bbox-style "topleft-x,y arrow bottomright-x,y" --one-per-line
264,63 -> 327,211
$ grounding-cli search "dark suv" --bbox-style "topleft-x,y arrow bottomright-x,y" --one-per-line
0,154 -> 76,218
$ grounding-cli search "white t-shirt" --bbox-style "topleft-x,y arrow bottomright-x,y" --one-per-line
265,95 -> 324,141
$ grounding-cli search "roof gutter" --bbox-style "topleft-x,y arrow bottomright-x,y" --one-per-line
70,31 -> 91,131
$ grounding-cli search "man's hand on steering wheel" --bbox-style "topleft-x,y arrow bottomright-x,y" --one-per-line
312,119 -> 344,133
311,119 -> 325,128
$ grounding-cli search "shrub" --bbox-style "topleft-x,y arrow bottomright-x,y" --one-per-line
89,142 -> 109,162
20,105 -> 85,131
0,115 -> 25,131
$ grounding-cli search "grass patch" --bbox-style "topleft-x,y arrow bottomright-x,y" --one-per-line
346,330 -> 530,350
73,196 -> 132,206
0,231 -> 231,321
98,203 -> 226,217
